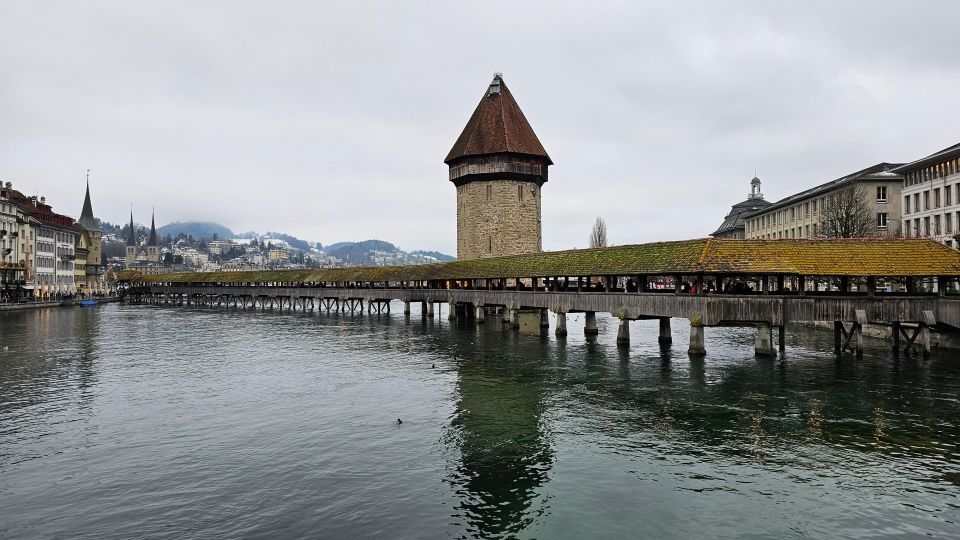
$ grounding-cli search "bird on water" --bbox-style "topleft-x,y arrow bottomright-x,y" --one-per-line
397,418 -> 402,425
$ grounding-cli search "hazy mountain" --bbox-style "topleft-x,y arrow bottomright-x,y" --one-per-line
156,221 -> 234,240
326,240 -> 454,266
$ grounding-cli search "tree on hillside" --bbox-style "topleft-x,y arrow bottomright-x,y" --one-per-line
819,187 -> 873,238
590,217 -> 608,248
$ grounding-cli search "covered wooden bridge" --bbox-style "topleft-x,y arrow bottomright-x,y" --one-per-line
123,238 -> 960,356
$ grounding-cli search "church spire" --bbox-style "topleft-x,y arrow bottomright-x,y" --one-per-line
148,209 -> 158,247
78,169 -> 99,231
127,207 -> 136,246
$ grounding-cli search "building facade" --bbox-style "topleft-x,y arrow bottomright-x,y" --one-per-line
0,183 -> 80,297
895,143 -> 960,248
446,74 -> 552,260
1,184 -> 27,297
744,163 -> 903,239
711,176 -> 771,239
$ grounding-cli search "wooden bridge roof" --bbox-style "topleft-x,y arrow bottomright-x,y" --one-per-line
129,238 -> 960,284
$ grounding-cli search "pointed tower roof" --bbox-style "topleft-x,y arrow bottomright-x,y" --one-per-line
78,175 -> 99,232
127,210 -> 136,246
444,74 -> 552,165
148,211 -> 158,246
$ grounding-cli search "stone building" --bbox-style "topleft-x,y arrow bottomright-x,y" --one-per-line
896,142 -> 960,247
711,176 -> 771,239
446,74 -> 552,260
744,163 -> 903,239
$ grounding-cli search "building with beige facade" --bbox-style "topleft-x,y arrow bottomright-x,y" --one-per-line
744,163 -> 904,240
446,74 -> 551,260
896,142 -> 960,248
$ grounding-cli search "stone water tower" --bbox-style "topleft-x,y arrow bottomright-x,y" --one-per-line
445,74 -> 552,260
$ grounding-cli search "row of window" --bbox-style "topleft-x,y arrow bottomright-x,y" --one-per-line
750,213 -> 889,239
747,185 -> 888,233
904,184 -> 960,214
904,212 -> 960,238
904,158 -> 960,187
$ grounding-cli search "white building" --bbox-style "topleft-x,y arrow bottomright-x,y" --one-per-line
896,142 -> 960,248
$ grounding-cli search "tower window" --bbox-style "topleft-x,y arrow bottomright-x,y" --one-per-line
486,184 -> 492,201
517,185 -> 523,201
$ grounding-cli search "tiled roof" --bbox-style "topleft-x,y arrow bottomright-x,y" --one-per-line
444,75 -> 552,164
892,142 -> 960,174
132,238 -> 960,283
711,198 -> 771,236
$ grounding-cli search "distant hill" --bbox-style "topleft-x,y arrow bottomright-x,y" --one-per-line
410,250 -> 456,262
327,240 -> 398,265
157,222 -> 234,240
326,240 -> 454,266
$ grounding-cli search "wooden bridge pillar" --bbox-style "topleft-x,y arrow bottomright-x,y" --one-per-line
584,311 -> 598,336
403,300 -> 411,315
448,301 -> 457,320
540,309 -> 550,328
425,300 -> 434,318
509,308 -> 520,329
554,311 -> 567,337
475,305 -> 486,323
754,323 -> 775,356
616,318 -> 630,347
778,326 -> 786,352
688,313 -> 706,355
658,318 -> 672,345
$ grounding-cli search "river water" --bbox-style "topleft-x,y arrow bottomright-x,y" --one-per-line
1,303 -> 958,539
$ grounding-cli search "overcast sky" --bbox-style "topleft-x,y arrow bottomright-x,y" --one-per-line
2,1 -> 959,254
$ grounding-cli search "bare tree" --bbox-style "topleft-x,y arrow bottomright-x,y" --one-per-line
590,217 -> 608,248
819,186 -> 874,238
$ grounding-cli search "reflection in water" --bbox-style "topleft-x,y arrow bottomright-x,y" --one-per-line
446,325 -> 553,539
1,305 -> 959,538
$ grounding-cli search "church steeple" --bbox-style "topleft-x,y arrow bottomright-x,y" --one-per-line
78,170 -> 99,232
127,209 -> 136,246
148,210 -> 158,247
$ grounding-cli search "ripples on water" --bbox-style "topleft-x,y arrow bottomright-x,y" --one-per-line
1,304 -> 958,539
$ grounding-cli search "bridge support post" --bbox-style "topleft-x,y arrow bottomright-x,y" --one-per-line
584,311 -> 598,336
510,309 -> 520,329
540,309 -> 550,328
554,311 -> 567,337
476,305 -> 486,323
426,300 -> 434,318
448,302 -> 457,321
688,313 -> 706,355
616,318 -> 630,347
658,318 -> 672,345
921,310 -> 935,356
778,326 -> 786,352
404,301 -> 411,315
755,323 -> 775,357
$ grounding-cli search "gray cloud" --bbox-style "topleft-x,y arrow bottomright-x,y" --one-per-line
2,1 -> 958,253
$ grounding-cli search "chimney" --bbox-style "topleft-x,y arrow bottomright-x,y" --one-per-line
40,196 -> 46,204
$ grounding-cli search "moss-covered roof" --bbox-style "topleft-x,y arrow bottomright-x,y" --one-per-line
130,238 -> 960,284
